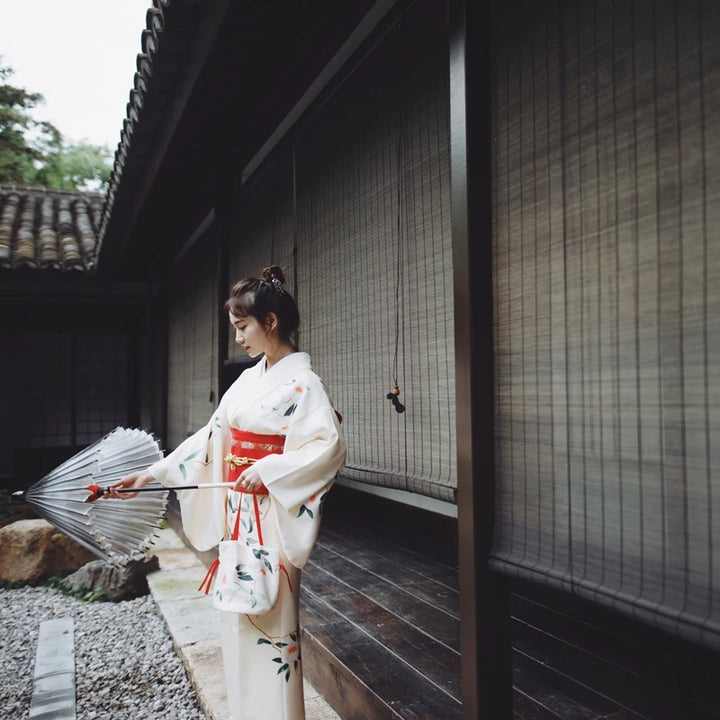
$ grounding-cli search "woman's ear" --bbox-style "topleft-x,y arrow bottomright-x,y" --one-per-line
264,312 -> 279,333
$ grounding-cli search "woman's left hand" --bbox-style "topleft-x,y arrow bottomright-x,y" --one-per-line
105,470 -> 155,499
234,466 -> 264,492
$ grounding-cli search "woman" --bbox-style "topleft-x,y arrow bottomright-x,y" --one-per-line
109,266 -> 346,720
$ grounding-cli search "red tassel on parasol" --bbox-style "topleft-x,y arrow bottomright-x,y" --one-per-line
15,427 -> 169,565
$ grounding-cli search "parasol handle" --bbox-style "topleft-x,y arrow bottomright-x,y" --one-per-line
86,483 -> 237,501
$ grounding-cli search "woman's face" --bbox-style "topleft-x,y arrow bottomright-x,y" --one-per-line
229,312 -> 271,358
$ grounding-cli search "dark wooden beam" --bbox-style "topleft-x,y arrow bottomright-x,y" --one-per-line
449,0 -> 512,718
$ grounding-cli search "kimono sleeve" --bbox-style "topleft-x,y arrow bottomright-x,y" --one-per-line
254,403 -> 345,511
253,381 -> 346,568
146,412 -> 229,552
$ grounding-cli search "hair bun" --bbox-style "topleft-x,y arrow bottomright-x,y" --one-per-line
262,265 -> 286,286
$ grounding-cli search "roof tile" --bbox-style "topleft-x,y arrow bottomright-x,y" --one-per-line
0,186 -> 104,272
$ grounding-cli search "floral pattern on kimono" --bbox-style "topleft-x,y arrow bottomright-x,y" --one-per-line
147,352 -> 345,567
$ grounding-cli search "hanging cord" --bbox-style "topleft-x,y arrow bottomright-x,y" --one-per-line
387,100 -> 405,414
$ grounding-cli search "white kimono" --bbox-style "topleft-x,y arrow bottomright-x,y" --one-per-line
147,352 -> 346,720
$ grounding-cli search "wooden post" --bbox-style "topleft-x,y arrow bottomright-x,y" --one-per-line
449,0 -> 513,718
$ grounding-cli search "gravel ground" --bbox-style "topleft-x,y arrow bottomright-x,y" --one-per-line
0,585 -> 206,720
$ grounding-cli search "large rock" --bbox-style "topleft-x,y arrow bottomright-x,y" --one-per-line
0,519 -> 95,583
62,555 -> 159,600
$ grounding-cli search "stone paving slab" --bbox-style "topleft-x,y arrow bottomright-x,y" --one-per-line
147,564 -> 210,602
181,639 -> 231,720
30,617 -> 75,720
152,592 -> 221,647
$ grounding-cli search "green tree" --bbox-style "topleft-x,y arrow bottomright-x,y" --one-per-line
0,58 -> 111,192
0,59 -> 60,184
35,140 -> 112,193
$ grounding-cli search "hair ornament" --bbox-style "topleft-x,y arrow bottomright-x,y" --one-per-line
262,266 -> 285,294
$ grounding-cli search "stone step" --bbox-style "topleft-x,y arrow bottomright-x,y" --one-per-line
30,617 -> 76,720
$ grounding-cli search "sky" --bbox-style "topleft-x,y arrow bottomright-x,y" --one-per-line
0,0 -> 152,151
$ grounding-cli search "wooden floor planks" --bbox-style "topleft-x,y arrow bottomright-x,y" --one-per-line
308,541 -> 460,649
302,589 -> 462,719
300,489 -> 718,720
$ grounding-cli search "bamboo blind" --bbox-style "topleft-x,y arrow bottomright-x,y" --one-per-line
228,155 -> 296,364
15,334 -> 74,448
14,333 -> 129,448
491,0 -> 720,648
167,232 -> 219,448
74,335 -> 129,444
229,3 -> 456,502
295,8 -> 455,502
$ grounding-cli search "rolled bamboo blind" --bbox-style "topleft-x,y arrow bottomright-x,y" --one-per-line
491,0 -> 720,648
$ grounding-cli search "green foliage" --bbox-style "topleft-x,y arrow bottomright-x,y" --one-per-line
0,578 -> 27,590
48,575 -> 107,602
0,57 -> 111,192
0,571 -> 74,592
0,61 -> 52,184
35,139 -> 112,193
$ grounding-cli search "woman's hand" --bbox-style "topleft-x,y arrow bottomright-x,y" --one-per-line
234,466 -> 264,493
106,470 -> 155,500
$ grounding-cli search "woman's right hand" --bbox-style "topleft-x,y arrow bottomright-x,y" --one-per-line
106,470 -> 156,500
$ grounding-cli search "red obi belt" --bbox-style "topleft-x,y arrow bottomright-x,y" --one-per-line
223,429 -> 285,492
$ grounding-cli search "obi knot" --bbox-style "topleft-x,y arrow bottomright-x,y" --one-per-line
225,429 -> 285,483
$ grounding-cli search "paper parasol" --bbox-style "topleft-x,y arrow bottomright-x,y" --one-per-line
18,427 -> 169,565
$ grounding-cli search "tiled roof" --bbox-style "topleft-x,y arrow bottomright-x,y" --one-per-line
0,186 -> 104,272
